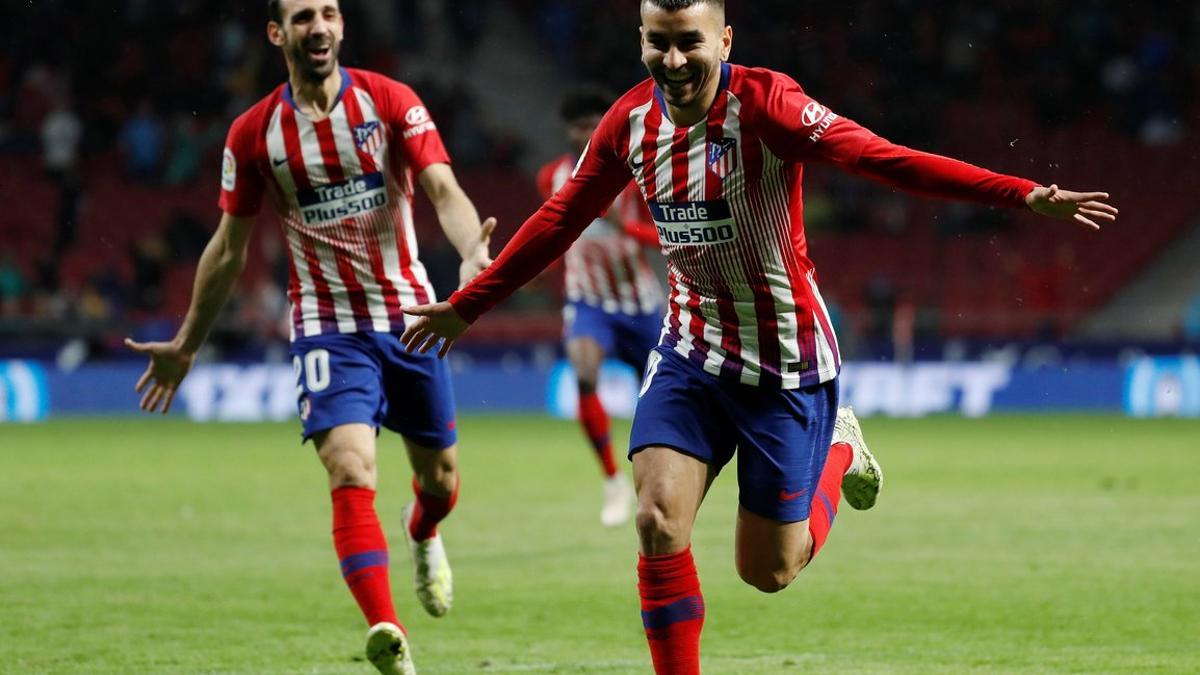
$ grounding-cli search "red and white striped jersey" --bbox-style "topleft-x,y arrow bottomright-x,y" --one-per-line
537,154 -> 661,315
451,64 -> 1037,389
219,67 -> 448,340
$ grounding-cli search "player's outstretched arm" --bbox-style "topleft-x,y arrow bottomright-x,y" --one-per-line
1024,184 -> 1118,230
125,212 -> 255,413
417,163 -> 497,288
400,302 -> 468,358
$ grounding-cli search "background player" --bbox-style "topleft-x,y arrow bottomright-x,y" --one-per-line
400,0 -> 1118,672
124,1 -> 496,672
537,85 -> 662,527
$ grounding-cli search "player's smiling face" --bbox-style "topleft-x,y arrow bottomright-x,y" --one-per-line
270,0 -> 344,83
640,1 -> 732,124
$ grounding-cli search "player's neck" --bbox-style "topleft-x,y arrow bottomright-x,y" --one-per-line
663,73 -> 721,128
289,67 -> 343,120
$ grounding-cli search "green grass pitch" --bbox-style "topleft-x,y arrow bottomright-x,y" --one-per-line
1,415 -> 1197,673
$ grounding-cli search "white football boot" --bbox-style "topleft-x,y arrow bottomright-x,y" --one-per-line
600,473 -> 634,527
833,407 -> 883,510
365,622 -> 416,675
400,502 -> 453,617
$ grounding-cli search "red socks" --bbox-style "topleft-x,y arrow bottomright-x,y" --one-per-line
331,487 -> 399,628
579,391 -> 618,477
638,547 -> 704,675
408,476 -> 458,542
808,441 -> 853,559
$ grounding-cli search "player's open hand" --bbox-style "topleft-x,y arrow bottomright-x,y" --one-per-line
401,302 -> 469,358
125,338 -> 195,414
458,217 -> 497,288
1025,185 -> 1118,230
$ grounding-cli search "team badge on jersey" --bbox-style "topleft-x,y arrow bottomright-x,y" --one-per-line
707,138 -> 738,179
353,120 -> 385,156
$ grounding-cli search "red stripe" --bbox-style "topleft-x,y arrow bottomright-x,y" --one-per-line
382,130 -> 431,308
285,242 -> 304,338
704,96 -> 745,379
737,129 -> 782,386
280,105 -> 337,332
638,105 -> 684,346
314,117 -> 373,331
342,88 -> 405,328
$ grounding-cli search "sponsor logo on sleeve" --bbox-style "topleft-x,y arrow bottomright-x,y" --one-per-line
402,105 -> 436,139
648,200 -> 738,246
802,100 -> 839,144
221,148 -> 237,191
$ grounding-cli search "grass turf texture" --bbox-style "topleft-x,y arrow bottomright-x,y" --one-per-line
1,415 -> 1197,674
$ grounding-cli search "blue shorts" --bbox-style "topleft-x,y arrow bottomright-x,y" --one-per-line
290,332 -> 457,449
564,301 -> 662,371
629,347 -> 838,522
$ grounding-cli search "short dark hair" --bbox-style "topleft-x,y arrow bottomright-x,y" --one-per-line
560,85 -> 615,123
645,0 -> 725,10
267,0 -> 282,23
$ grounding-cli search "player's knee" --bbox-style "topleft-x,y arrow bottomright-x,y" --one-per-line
635,500 -> 685,551
737,563 -> 800,594
320,445 -> 376,488
417,456 -> 457,495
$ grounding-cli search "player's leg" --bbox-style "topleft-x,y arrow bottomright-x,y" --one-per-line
567,334 -> 615,476
731,379 -> 863,592
377,333 -> 460,618
565,301 -> 632,526
314,422 -> 404,625
293,336 -> 404,637
628,348 -> 734,675
297,334 -> 414,674
632,447 -> 712,675
399,439 -> 457,617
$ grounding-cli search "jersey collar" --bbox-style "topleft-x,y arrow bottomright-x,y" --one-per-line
283,66 -> 351,115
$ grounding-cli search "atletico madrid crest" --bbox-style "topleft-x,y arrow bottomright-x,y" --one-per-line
353,120 -> 384,156
707,138 -> 738,179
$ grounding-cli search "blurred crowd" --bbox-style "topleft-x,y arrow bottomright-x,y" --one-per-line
1,0 -> 1198,354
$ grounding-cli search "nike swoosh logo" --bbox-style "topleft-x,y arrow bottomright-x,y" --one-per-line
272,156 -> 291,167
779,488 -> 807,502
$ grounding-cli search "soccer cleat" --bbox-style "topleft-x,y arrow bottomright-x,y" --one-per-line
401,502 -> 453,617
833,407 -> 883,510
365,622 -> 416,675
600,473 -> 634,527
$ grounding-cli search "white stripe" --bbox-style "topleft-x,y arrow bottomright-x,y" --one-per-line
653,118 -> 676,203
284,230 -> 323,337
267,104 -> 321,337
293,113 -> 328,185
353,89 -> 386,170
686,124 -> 707,202
812,310 -> 838,383
807,269 -> 841,376
626,100 -> 654,169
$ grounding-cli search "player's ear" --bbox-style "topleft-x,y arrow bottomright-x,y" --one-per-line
267,20 -> 286,48
721,25 -> 732,61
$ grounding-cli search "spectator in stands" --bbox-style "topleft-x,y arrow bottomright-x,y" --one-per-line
40,95 -> 82,182
1183,292 -> 1200,345
0,254 -> 28,316
118,98 -> 166,183
129,234 -> 168,312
